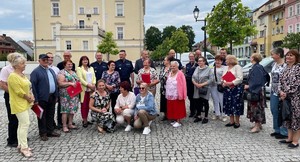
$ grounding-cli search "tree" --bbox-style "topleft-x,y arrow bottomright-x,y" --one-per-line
179,25 -> 195,51
97,32 -> 119,60
206,0 -> 257,53
145,26 -> 162,51
170,29 -> 189,55
151,38 -> 172,61
281,32 -> 300,52
162,25 -> 177,40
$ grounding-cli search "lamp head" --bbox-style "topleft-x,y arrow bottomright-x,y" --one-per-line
193,6 -> 200,21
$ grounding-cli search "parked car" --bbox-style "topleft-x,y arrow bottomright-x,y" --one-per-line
242,56 -> 274,98
177,52 -> 215,68
238,58 -> 250,67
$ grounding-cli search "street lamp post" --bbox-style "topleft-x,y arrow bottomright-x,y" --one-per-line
264,25 -> 267,57
193,6 -> 207,58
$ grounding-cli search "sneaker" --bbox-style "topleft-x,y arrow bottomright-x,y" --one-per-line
142,127 -> 151,135
170,121 -> 176,125
211,115 -> 217,120
221,116 -> 227,122
172,122 -> 182,128
124,125 -> 132,132
149,120 -> 153,126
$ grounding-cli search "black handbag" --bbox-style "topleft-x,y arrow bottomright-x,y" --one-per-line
214,66 -> 224,93
246,91 -> 260,102
198,87 -> 208,95
281,98 -> 292,121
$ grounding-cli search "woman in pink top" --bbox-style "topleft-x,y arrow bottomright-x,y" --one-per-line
165,61 -> 187,128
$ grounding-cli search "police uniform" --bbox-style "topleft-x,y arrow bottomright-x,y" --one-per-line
90,61 -> 108,81
115,59 -> 134,85
185,61 -> 198,117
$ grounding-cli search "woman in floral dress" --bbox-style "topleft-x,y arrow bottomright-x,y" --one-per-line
57,60 -> 80,133
101,60 -> 120,117
89,79 -> 115,133
159,56 -> 171,120
278,50 -> 300,148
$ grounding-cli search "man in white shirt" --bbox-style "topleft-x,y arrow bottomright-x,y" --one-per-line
46,52 -> 60,75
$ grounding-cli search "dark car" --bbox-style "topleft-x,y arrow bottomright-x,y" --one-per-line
242,56 -> 274,98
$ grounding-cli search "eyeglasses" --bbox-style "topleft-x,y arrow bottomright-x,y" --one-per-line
139,87 -> 145,90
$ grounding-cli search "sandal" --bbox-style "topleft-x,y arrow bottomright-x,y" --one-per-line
68,125 -> 79,130
17,146 -> 33,153
97,126 -> 105,134
20,148 -> 33,158
250,126 -> 260,133
62,126 -> 70,133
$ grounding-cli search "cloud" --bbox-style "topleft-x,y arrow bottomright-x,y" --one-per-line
0,30 -> 33,41
0,8 -> 14,18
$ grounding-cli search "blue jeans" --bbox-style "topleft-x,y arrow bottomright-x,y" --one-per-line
270,93 -> 287,136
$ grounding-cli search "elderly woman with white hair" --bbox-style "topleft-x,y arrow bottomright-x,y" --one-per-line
165,61 -> 187,128
0,52 -> 24,148
134,83 -> 157,135
8,54 -> 34,157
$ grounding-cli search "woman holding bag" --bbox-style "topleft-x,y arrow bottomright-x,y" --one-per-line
244,53 -> 267,133
278,50 -> 300,148
222,55 -> 244,128
210,55 -> 226,121
192,56 -> 213,124
57,60 -> 80,133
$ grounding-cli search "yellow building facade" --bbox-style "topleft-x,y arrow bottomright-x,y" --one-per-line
33,0 -> 145,63
251,0 -> 286,57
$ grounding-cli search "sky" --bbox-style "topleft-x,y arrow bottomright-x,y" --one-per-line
0,0 -> 267,42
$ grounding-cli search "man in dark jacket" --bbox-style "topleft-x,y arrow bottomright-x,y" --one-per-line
134,50 -> 155,74
31,54 -> 60,141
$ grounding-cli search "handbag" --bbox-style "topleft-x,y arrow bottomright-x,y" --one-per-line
198,86 -> 208,95
214,66 -> 224,93
246,91 -> 260,102
66,81 -> 82,98
281,98 -> 292,121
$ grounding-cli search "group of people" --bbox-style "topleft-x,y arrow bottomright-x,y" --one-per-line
1,47 -> 300,158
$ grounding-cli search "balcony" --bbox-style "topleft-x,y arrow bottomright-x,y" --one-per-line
61,25 -> 93,29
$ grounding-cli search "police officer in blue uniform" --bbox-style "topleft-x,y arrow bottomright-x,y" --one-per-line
115,50 -> 134,87
90,52 -> 108,81
185,52 -> 198,117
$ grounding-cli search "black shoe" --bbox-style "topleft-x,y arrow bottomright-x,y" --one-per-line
189,114 -> 195,118
194,117 -> 202,123
72,122 -> 76,126
7,143 -> 18,148
82,121 -> 88,128
279,140 -> 292,144
225,122 -> 235,127
202,118 -> 208,124
275,134 -> 288,139
40,134 -> 48,141
288,143 -> 299,148
87,121 -> 93,125
270,132 -> 280,137
55,124 -> 62,129
47,132 -> 61,137
233,124 -> 240,129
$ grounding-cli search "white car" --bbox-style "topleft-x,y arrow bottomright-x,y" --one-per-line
176,52 -> 215,68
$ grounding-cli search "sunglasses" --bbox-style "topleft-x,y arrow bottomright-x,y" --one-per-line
139,87 -> 145,90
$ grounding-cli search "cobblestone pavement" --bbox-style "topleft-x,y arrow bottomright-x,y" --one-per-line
0,90 -> 300,162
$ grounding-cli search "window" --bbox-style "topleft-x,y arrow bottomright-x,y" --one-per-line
79,20 -> 84,29
259,30 -> 265,37
83,41 -> 88,50
93,7 -> 99,14
288,25 -> 293,33
66,41 -> 72,50
297,3 -> 300,15
52,26 -> 56,39
116,3 -> 124,16
272,28 -> 275,35
117,27 -> 124,40
79,7 -> 84,14
289,6 -> 293,17
278,0 -> 281,5
296,24 -> 300,33
52,3 -> 59,16
272,15 -> 276,21
281,26 -> 284,33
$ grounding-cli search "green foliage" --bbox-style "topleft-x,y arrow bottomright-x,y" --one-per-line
162,25 -> 177,40
145,26 -> 162,51
206,0 -> 257,50
170,29 -> 189,54
179,25 -> 195,51
0,54 -> 8,61
281,33 -> 300,51
150,29 -> 189,60
97,32 -> 119,56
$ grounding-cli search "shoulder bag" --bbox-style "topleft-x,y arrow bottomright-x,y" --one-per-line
214,66 -> 224,93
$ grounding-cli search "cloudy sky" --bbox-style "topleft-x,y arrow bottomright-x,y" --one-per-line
0,0 -> 267,42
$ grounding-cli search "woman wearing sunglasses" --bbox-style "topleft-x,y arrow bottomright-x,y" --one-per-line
133,83 -> 157,135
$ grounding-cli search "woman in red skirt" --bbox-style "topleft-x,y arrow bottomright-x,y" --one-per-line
165,61 -> 187,127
